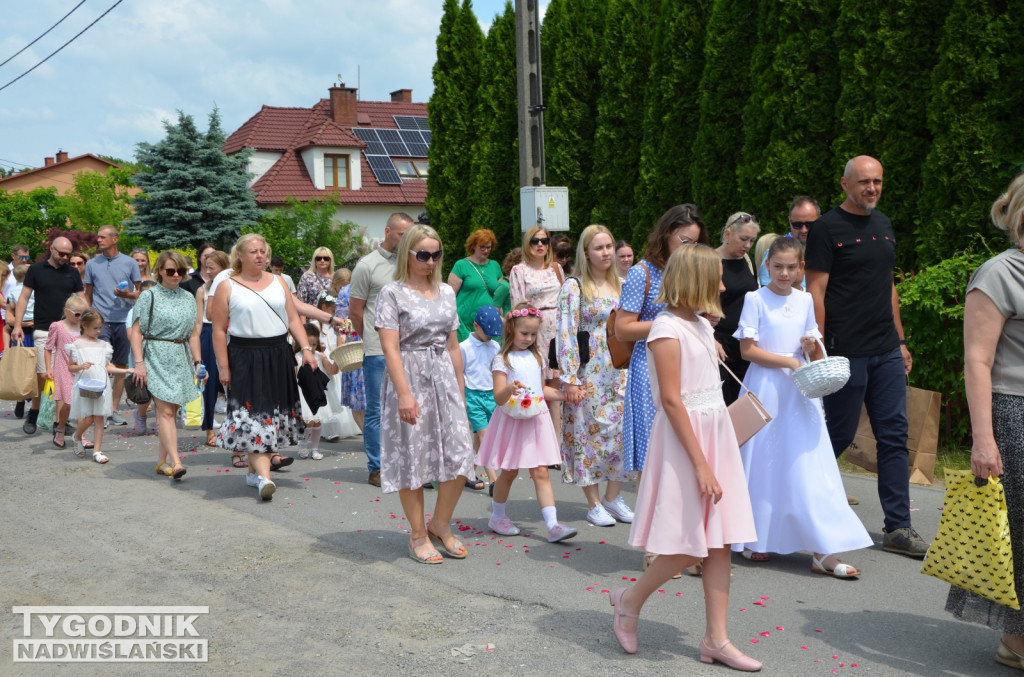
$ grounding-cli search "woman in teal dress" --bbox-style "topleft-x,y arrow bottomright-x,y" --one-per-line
130,250 -> 204,480
447,229 -> 503,341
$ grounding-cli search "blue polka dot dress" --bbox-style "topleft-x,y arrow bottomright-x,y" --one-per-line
621,261 -> 666,472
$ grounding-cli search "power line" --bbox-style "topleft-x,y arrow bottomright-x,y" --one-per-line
0,0 -> 88,70
0,0 -> 125,94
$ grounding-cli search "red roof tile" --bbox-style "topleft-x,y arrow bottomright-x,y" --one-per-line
223,95 -> 429,207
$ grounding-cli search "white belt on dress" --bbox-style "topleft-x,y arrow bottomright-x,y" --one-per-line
680,386 -> 726,414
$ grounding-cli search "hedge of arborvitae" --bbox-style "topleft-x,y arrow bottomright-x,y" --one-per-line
428,0 -> 1024,272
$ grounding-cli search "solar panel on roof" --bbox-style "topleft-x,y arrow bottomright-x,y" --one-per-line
365,154 -> 402,185
421,131 -> 432,144
394,115 -> 429,130
397,130 -> 429,157
376,129 -> 409,156
351,128 -> 387,155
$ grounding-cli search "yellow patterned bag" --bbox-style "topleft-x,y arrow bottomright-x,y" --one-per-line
921,469 -> 1019,610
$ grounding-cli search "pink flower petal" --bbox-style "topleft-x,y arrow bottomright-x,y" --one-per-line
801,646 -> 808,650
776,626 -> 784,631
750,638 -> 759,643
759,632 -> 770,637
600,589 -> 610,594
814,629 -> 823,633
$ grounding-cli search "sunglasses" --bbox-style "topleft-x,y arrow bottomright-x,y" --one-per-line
163,267 -> 188,277
728,214 -> 757,228
53,249 -> 73,257
411,249 -> 443,262
315,256 -> 332,262
69,311 -> 82,318
675,233 -> 694,245
529,237 -> 550,246
790,221 -> 813,230
70,260 -> 85,266
17,255 -> 30,261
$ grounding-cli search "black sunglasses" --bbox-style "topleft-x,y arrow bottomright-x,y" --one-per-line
790,221 -> 814,230
163,267 -> 188,277
529,237 -> 550,246
315,256 -> 332,262
411,249 -> 443,262
53,249 -> 73,257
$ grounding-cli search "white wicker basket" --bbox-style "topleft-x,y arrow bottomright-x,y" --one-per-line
791,338 -> 850,399
78,377 -> 106,399
330,340 -> 364,373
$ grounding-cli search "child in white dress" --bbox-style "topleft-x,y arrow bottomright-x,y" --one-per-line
67,309 -> 134,463
476,305 -> 576,543
296,323 -> 340,459
733,237 -> 872,577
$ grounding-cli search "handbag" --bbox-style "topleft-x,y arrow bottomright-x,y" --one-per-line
37,380 -> 55,431
607,263 -> 649,369
500,388 -> 549,419
548,277 -> 590,370
127,289 -> 160,405
678,316 -> 772,446
0,340 -> 39,400
921,469 -> 1020,610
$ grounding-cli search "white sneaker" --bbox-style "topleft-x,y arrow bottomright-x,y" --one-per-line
586,505 -> 616,527
215,399 -> 227,414
245,472 -> 260,487
601,496 -> 635,523
257,476 -> 276,500
310,449 -> 324,460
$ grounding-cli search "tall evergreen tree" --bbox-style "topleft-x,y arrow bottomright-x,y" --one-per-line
833,0 -> 952,270
468,2 -> 520,255
690,0 -> 758,234
916,0 -> 1024,265
128,109 -> 260,250
589,0 -> 655,237
736,0 -> 841,236
632,0 -> 710,246
426,0 -> 484,251
542,0 -> 604,238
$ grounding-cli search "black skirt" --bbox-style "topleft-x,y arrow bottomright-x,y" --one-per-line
215,334 -> 304,453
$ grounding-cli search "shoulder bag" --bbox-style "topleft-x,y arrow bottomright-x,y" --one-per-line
607,262 -> 649,369
547,277 -> 590,370
125,290 -> 155,404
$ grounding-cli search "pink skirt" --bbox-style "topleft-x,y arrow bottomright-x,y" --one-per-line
475,408 -> 561,470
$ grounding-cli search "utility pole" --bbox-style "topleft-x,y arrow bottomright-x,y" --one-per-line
515,0 -> 545,188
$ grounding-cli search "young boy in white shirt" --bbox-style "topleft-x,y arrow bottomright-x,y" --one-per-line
460,305 -> 503,493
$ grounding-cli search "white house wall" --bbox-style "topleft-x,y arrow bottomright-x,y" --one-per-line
299,147 -> 362,191
334,204 -> 424,243
248,151 -> 283,186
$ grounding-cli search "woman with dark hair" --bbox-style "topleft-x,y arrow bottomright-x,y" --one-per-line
68,252 -> 87,281
448,229 -> 502,341
614,204 -> 709,574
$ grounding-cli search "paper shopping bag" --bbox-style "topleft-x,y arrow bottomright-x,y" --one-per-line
0,344 -> 39,400
920,470 -> 1019,610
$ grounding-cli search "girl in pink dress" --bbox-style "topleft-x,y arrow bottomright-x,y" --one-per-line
477,305 -> 576,544
610,244 -> 761,672
44,295 -> 87,449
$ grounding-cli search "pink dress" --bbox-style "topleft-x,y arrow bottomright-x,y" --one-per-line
45,320 -> 80,404
509,262 -> 562,378
475,350 -> 561,470
628,312 -> 756,557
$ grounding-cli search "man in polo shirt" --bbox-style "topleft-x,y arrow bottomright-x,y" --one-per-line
349,212 -> 414,487
11,237 -> 84,435
805,155 -> 927,558
84,226 -> 142,427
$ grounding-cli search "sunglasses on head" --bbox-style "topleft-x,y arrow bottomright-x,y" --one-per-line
790,221 -> 813,230
411,249 -> 443,262
315,256 -> 332,262
728,214 -> 757,227
163,267 -> 187,277
529,237 -> 550,246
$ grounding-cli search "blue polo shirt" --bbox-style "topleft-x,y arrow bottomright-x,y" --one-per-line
84,252 -> 141,323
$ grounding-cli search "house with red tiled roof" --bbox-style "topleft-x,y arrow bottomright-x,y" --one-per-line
222,86 -> 430,240
0,151 -> 140,198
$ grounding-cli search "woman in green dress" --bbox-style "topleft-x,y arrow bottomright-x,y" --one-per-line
448,229 -> 503,341
492,247 -> 522,319
130,250 -> 204,480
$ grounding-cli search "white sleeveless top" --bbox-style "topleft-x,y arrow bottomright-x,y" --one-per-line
226,276 -> 289,338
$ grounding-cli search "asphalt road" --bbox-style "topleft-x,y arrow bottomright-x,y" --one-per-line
0,407 -> 1010,676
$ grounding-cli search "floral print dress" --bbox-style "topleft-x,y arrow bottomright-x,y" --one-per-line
556,278 -> 629,486
509,262 -> 563,378
297,271 -> 331,307
333,284 -> 365,410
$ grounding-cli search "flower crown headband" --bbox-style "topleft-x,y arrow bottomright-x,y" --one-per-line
507,308 -> 542,320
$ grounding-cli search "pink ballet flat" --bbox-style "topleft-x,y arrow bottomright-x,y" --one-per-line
699,637 -> 762,672
609,587 -> 638,654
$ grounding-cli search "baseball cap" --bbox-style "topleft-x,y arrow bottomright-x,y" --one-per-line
474,306 -> 503,338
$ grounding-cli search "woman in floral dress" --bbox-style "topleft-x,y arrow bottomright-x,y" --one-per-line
509,226 -> 563,379
557,224 -> 633,528
376,224 -> 476,564
297,246 -> 335,307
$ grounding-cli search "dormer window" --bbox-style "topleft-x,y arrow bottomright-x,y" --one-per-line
324,154 -> 349,189
393,159 -> 429,179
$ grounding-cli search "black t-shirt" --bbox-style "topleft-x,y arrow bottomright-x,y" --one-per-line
180,275 -> 205,297
715,255 -> 759,339
23,260 -> 84,328
804,206 -> 900,357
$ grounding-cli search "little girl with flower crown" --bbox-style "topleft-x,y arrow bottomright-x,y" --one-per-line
476,304 -> 577,543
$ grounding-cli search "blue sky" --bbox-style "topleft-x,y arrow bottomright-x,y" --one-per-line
0,0 -> 545,172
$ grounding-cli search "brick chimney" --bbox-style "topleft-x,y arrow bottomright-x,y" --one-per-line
55,150 -> 69,163
44,157 -> 55,167
390,89 -> 412,103
329,86 -> 359,127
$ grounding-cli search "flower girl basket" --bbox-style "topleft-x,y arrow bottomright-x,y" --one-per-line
791,338 -> 850,399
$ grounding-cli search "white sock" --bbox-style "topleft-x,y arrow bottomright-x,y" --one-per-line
309,427 -> 322,451
491,500 -> 507,521
541,505 -> 558,530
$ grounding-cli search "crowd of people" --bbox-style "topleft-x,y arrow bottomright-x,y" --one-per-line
1,154 -> 1021,672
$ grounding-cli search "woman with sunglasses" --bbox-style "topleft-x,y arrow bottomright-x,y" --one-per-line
509,227 -> 563,378
130,250 -> 205,480
297,247 -> 335,308
715,212 -> 761,405
68,252 -> 87,281
377,225 -> 476,563
448,229 -> 502,342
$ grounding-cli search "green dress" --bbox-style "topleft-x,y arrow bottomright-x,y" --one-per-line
135,285 -> 198,407
451,257 -> 502,341
492,279 -> 511,318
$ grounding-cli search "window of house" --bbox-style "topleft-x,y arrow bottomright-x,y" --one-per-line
412,160 -> 429,177
324,154 -> 349,189
393,160 -> 417,178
